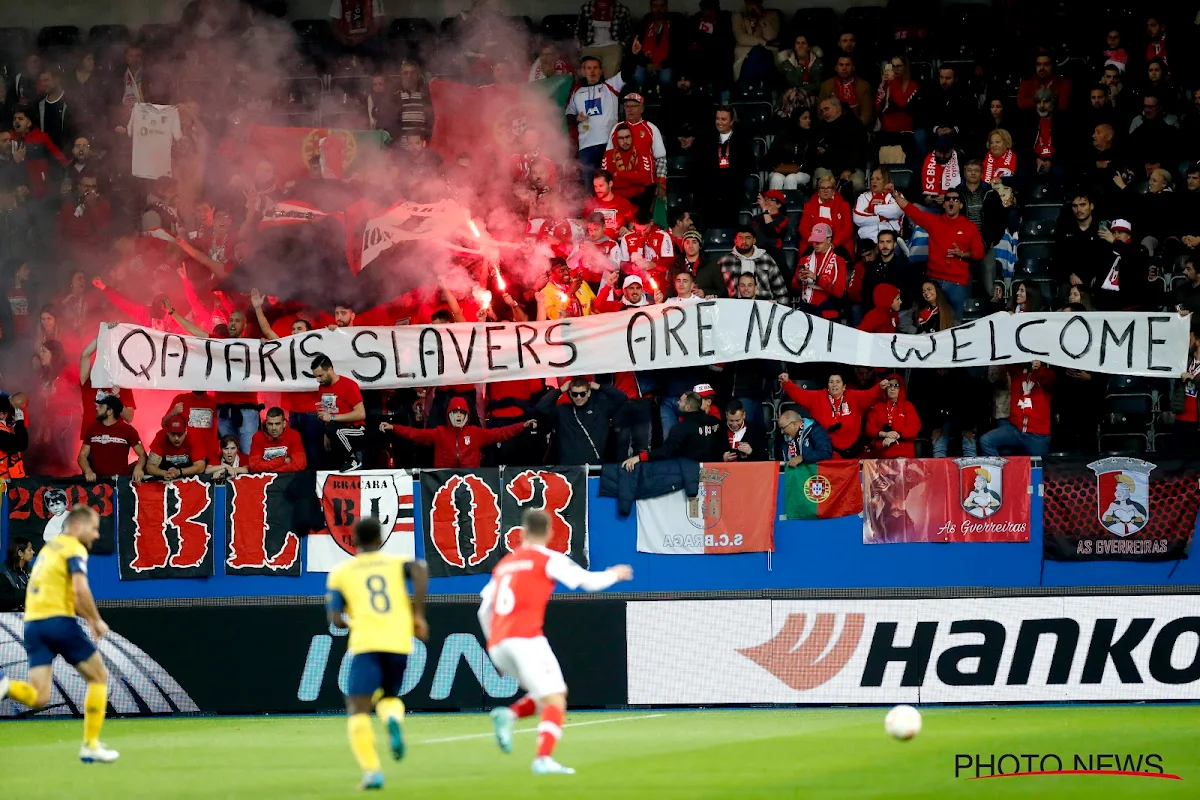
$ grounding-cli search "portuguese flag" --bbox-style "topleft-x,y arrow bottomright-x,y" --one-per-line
429,75 -> 574,162
247,126 -> 391,185
784,461 -> 863,521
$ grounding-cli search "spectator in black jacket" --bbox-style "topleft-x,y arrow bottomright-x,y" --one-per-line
721,399 -> 768,461
695,106 -> 756,228
536,378 -> 627,465
750,189 -> 791,269
812,96 -> 868,193
680,0 -> 734,87
663,70 -> 712,143
1128,93 -> 1181,174
923,65 -> 977,150
0,535 -> 32,612
622,392 -> 722,468
1053,191 -> 1109,293
1172,256 -> 1200,314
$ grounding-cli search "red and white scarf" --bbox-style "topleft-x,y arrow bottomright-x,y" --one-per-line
921,151 -> 960,194
981,149 -> 1016,183
834,78 -> 859,108
800,248 -> 841,304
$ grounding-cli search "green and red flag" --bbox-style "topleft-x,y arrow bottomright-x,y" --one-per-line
784,461 -> 863,521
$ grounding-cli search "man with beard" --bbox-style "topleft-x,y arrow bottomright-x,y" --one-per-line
849,230 -> 919,314
64,136 -> 93,183
78,395 -> 146,481
818,55 -> 873,128
1018,88 -> 1067,184
57,172 -> 111,261
594,272 -> 663,312
583,169 -> 636,238
809,97 -> 868,194
922,66 -> 976,146
621,391 -> 722,468
145,416 -> 208,481
249,407 -> 308,473
1017,52 -> 1072,111
675,229 -> 706,285
709,226 -> 787,302
312,354 -> 366,471
602,123 -> 656,211
9,107 -> 67,200
1094,219 -> 1158,311
606,93 -> 667,200
379,397 -> 534,469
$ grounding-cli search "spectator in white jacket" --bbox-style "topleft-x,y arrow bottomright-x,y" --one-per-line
853,166 -> 904,243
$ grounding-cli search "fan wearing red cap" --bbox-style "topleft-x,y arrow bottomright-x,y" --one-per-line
146,415 -> 208,481
379,397 -> 536,469
752,190 -> 792,266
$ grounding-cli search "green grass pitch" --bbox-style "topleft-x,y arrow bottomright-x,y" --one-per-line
1,706 -> 1197,798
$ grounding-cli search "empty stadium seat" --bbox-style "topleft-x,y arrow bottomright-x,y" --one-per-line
889,167 -> 914,194
292,19 -> 328,43
1026,181 -> 1062,204
541,14 -> 577,41
1020,217 -> 1057,243
1098,433 -> 1147,455
732,102 -> 772,135
1108,375 -> 1148,393
781,189 -> 807,210
1018,242 -> 1053,264
1022,204 -> 1060,222
89,24 -> 131,46
703,228 -> 737,251
962,297 -> 986,320
37,25 -> 80,52
137,23 -> 177,50
1014,256 -> 1049,279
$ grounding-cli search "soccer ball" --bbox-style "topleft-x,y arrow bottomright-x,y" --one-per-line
884,705 -> 922,740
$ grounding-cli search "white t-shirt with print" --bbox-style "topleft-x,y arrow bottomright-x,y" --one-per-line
566,74 -> 626,150
128,103 -> 182,180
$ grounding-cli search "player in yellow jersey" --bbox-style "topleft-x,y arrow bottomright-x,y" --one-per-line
326,517 -> 429,791
0,506 -> 118,763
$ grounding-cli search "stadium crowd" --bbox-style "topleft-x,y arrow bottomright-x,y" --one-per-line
0,0 -> 1198,484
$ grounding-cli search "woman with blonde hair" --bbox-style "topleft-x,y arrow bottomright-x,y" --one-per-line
982,129 -> 1016,183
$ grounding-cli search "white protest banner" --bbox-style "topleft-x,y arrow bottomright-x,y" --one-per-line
360,199 -> 474,270
92,303 -> 1188,392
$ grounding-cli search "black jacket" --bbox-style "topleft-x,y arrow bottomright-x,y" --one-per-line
811,113 -> 869,177
722,419 -> 769,462
1052,216 -> 1108,287
0,561 -> 28,611
536,385 -> 627,465
1094,240 -> 1158,311
695,124 -> 756,194
599,457 -> 700,516
863,251 -> 922,308
922,83 -> 976,138
649,409 -> 723,462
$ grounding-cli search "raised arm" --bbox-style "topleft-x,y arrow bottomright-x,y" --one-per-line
545,553 -> 633,592
175,236 -> 231,280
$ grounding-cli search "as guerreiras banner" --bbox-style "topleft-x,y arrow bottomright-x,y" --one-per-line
91,307 -> 1188,391
1043,456 -> 1200,561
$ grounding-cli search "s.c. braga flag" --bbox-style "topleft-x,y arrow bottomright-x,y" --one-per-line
1043,456 -> 1200,561
307,470 -> 416,572
784,461 -> 862,521
636,462 -> 777,554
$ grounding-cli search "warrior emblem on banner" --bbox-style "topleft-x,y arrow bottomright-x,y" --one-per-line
687,466 -> 729,530
1089,457 -> 1154,536
957,457 -> 1006,519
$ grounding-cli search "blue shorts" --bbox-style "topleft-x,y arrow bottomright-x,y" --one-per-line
346,652 -> 409,699
24,617 -> 97,668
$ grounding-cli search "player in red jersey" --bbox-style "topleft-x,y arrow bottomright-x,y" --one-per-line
477,509 -> 632,775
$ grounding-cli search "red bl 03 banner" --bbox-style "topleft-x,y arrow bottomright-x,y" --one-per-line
861,457 -> 1032,544
419,467 -> 590,577
6,477 -> 117,555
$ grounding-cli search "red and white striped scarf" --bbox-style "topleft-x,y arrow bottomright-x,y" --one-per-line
981,149 -> 1016,183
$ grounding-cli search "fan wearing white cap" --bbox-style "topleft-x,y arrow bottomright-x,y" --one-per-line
593,271 -> 664,312
693,384 -> 721,420
1096,218 -> 1157,310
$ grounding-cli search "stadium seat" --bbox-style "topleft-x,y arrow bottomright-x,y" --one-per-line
89,24 -> 131,46
703,228 -> 737,251
961,297 -> 986,320
1098,433 -> 1148,455
731,81 -> 772,101
732,102 -> 772,135
1026,181 -> 1062,205
541,14 -> 577,42
792,8 -> 837,45
1018,242 -> 1053,264
1022,204 -> 1060,222
782,189 -> 806,211
1108,375 -> 1148,393
752,137 -> 768,162
292,20 -> 328,43
1020,217 -> 1056,244
507,16 -> 536,35
1104,397 -> 1154,432
137,23 -> 177,51
37,25 -> 80,52
782,247 -> 799,272
0,27 -> 32,59
667,154 -> 692,176
1152,431 -> 1175,454
1014,256 -> 1049,279
889,167 -> 914,194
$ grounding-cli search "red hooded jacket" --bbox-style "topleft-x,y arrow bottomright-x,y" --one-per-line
387,397 -> 527,468
857,284 -> 901,334
863,374 -> 922,458
781,381 -> 882,455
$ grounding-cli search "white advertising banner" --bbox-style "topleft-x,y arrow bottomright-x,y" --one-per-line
92,305 -> 1187,392
626,597 -> 1200,705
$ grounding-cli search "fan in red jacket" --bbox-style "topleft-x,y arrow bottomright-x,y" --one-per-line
792,223 -> 847,319
798,177 -> 854,255
378,397 -> 535,468
602,123 -> 656,201
249,408 -> 308,473
779,369 -> 882,458
893,187 -> 984,293
980,362 -> 1056,456
857,283 -> 902,334
863,374 -> 921,458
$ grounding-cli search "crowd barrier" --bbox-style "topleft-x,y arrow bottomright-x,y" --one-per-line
3,467 -> 1200,602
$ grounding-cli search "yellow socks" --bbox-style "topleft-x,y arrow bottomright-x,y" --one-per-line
6,679 -> 38,707
348,713 -> 381,772
83,682 -> 107,748
375,697 -> 405,726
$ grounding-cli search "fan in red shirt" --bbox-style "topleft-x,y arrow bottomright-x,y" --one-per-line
615,208 -> 674,286
479,509 -> 633,775
379,397 -> 533,469
78,338 -> 136,440
78,395 -> 146,480
163,390 -> 220,466
980,362 -> 1056,456
602,123 -> 656,204
791,223 -> 847,319
10,108 -> 68,198
146,416 -> 208,480
312,354 -> 367,471
798,175 -> 854,255
779,369 -> 882,458
863,374 -> 921,458
249,407 -> 308,473
892,185 -> 983,315
582,170 -> 635,238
